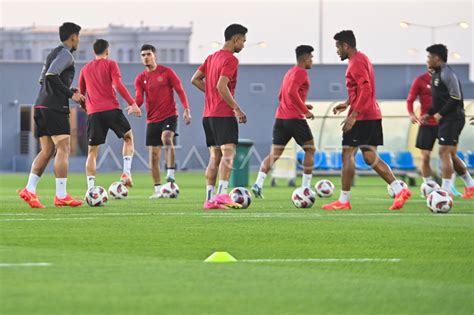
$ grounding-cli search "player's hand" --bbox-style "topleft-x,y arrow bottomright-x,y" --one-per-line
409,113 -> 419,124
433,113 -> 442,123
183,108 -> 192,125
470,117 -> 474,125
341,115 -> 356,133
234,107 -> 247,124
333,102 -> 349,115
306,104 -> 314,110
305,111 -> 315,120
71,92 -> 85,103
419,114 -> 430,125
127,103 -> 142,117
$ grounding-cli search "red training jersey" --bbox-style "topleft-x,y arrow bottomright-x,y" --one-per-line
407,72 -> 437,126
198,49 -> 239,117
345,51 -> 382,121
275,66 -> 310,119
135,65 -> 189,123
79,59 -> 134,115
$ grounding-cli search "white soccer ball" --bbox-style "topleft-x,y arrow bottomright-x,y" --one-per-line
229,187 -> 252,209
315,179 -> 335,198
420,180 -> 441,198
387,180 -> 408,198
160,182 -> 180,198
86,186 -> 108,207
291,187 -> 316,208
108,181 -> 129,199
427,189 -> 452,213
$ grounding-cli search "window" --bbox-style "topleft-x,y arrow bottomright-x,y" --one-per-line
159,49 -> 168,63
128,49 -> 134,62
118,49 -> 124,62
25,49 -> 32,60
170,49 -> 177,63
179,49 -> 185,63
14,49 -> 24,60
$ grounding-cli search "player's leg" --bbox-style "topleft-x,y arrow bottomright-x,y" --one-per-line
420,150 -> 433,182
18,136 -> 55,208
416,125 -> 436,183
162,130 -> 176,182
301,139 -> 315,188
85,145 -> 99,190
121,130 -> 134,187
439,144 -> 455,193
85,112 -> 108,193
52,134 -> 82,207
149,146 -> 163,198
451,146 -> 474,198
216,143 -> 236,195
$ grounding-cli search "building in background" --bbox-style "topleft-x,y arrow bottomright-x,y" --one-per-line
0,23 -> 192,63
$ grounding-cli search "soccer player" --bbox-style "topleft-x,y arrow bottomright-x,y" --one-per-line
191,24 -> 248,209
420,44 -> 474,199
18,22 -> 85,208
252,45 -> 316,198
322,30 -> 412,210
79,39 -> 142,192
135,44 -> 192,198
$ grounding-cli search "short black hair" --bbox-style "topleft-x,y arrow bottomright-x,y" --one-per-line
141,44 -> 156,53
426,44 -> 448,62
296,45 -> 314,60
59,22 -> 81,42
93,39 -> 109,55
224,24 -> 248,41
333,30 -> 356,48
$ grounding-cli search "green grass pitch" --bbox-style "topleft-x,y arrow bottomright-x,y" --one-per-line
1,172 -> 473,314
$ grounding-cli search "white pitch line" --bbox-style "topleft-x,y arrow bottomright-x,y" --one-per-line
241,258 -> 401,263
0,217 -> 96,222
0,262 -> 52,267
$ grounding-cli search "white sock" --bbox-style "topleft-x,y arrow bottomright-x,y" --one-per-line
26,173 -> 40,194
206,185 -> 215,201
87,176 -> 95,190
123,156 -> 133,175
339,190 -> 351,203
302,173 -> 312,188
255,171 -> 267,188
56,178 -> 67,199
422,176 -> 433,183
441,178 -> 452,191
460,172 -> 474,187
167,168 -> 175,179
390,180 -> 404,195
217,180 -> 229,195
154,184 -> 162,193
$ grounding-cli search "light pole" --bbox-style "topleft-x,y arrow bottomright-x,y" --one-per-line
399,21 -> 469,44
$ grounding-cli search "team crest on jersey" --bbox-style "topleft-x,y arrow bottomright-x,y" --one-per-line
157,76 -> 164,82
434,78 -> 439,86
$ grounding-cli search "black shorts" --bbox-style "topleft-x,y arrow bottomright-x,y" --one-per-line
342,119 -> 384,147
87,109 -> 131,146
272,119 -> 313,146
202,117 -> 238,147
34,108 -> 70,137
438,119 -> 465,146
146,116 -> 178,146
416,125 -> 439,150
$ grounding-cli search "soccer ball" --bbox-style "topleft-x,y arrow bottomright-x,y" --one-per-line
160,182 -> 180,198
427,189 -> 452,213
387,180 -> 408,198
108,181 -> 129,199
315,179 -> 335,198
420,180 -> 440,198
291,187 -> 316,208
229,187 -> 252,209
85,186 -> 108,207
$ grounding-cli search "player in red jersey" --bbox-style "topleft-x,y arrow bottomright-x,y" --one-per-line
191,24 -> 248,209
18,22 -> 85,208
252,45 -> 316,198
79,39 -> 141,193
135,44 -> 192,198
322,30 -> 412,210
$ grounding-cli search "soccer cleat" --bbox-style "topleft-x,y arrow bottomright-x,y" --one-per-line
251,184 -> 264,199
54,195 -> 83,207
149,192 -> 164,199
166,176 -> 175,183
450,185 -> 463,197
203,200 -> 227,210
461,186 -> 474,199
17,188 -> 45,208
120,173 -> 133,188
321,200 -> 352,210
389,188 -> 412,210
214,194 -> 243,209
